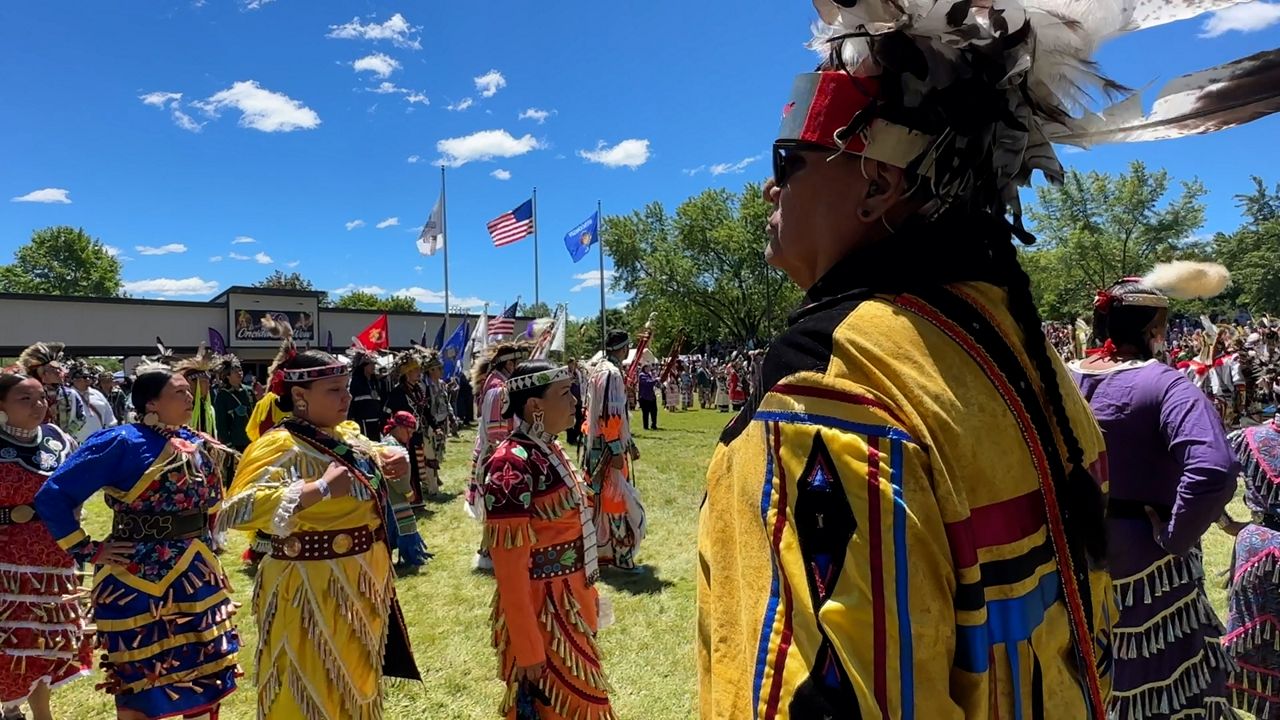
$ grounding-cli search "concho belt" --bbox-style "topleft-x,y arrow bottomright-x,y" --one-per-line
112,509 -> 208,541
270,525 -> 384,561
530,539 -> 585,580
0,504 -> 38,525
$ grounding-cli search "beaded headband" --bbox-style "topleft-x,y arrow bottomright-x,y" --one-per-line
505,365 -> 571,393
492,349 -> 528,365
280,363 -> 350,383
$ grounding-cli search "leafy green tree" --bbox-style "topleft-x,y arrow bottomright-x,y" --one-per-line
333,291 -> 418,312
0,226 -> 123,296
253,270 -> 330,306
519,301 -> 552,318
605,183 -> 801,346
1023,161 -> 1207,319
1210,177 -> 1280,314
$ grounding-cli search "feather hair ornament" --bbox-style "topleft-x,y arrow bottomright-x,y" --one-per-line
1140,260 -> 1232,300
804,0 -> 1279,224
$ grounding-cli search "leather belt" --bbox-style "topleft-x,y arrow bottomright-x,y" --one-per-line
1108,499 -> 1172,522
270,525 -> 384,561
112,509 -> 208,541
0,504 -> 37,525
1252,512 -> 1280,532
530,539 -> 585,580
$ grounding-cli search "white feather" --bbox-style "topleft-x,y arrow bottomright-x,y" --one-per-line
1141,261 -> 1231,300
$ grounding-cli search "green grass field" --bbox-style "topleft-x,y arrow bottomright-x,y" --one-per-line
46,407 -> 1249,719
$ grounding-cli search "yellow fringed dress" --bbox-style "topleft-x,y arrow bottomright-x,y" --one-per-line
220,420 -> 415,720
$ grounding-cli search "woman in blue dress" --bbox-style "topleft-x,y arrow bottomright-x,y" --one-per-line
34,365 -> 240,720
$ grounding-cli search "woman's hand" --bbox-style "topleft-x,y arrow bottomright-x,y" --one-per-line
94,540 -> 135,566
321,462 -> 354,498
378,449 -> 410,482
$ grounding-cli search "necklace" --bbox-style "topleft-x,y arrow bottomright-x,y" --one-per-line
0,423 -> 38,442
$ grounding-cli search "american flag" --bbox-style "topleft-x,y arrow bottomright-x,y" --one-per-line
486,199 -> 535,247
488,301 -> 519,338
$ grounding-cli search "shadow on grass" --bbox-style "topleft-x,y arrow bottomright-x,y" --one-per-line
599,565 -> 674,595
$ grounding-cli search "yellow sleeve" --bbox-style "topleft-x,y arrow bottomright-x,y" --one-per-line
217,430 -> 304,536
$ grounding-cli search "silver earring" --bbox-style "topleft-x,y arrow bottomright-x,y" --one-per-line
295,399 -> 308,414
530,409 -> 545,436
143,411 -> 160,427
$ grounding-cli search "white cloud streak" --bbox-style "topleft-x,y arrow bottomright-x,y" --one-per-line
393,286 -> 488,308
491,169 -> 512,180
447,97 -> 474,112
1201,2 -> 1280,36
229,252 -> 251,261
474,69 -> 506,98
710,155 -> 763,176
345,219 -> 365,230
194,81 -> 320,133
436,129 -> 543,167
253,251 -> 273,264
326,13 -> 421,50
232,235 -> 256,244
135,243 -> 188,256
12,188 -> 71,204
518,107 -> 552,124
579,139 -> 650,169
570,268 -> 616,292
353,52 -> 401,79
376,217 -> 400,229
123,277 -> 218,296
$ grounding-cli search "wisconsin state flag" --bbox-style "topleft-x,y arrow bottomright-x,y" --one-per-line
356,314 -> 390,350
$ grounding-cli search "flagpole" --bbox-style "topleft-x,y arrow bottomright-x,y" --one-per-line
597,199 -> 606,351
442,164 -> 451,331
532,186 -> 540,308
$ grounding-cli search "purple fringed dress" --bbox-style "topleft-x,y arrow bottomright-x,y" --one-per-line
1225,422 -> 1280,719
1072,359 -> 1239,719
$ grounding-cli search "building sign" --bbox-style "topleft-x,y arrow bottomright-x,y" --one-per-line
234,309 -> 316,343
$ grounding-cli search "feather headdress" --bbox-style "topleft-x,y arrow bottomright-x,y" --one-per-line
1140,260 -> 1231,300
470,340 -> 531,396
17,342 -> 67,375
802,0 -> 1279,223
173,342 -> 217,374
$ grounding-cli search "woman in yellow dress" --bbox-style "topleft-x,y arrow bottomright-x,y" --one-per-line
218,329 -> 418,720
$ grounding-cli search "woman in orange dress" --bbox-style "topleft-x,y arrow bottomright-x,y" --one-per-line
481,360 -> 615,720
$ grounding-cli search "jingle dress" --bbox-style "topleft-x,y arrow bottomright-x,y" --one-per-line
220,419 -> 419,720
1225,422 -> 1280,718
582,358 -> 645,570
483,429 -> 614,720
34,424 -> 240,719
0,423 -> 92,710
1072,359 -> 1238,719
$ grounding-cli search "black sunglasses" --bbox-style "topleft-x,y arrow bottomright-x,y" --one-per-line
772,141 -> 835,187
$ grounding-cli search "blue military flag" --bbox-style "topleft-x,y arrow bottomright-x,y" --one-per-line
442,320 -> 469,379
433,322 -> 447,350
564,211 -> 598,263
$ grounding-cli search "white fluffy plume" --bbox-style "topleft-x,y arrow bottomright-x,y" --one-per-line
1141,261 -> 1231,300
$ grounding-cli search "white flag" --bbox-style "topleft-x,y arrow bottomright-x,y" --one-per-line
463,305 -> 489,372
551,304 -> 567,354
416,195 -> 444,256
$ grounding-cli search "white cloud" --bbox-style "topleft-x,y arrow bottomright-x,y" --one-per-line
123,277 -> 218,297
405,93 -> 429,105
447,97 -> 474,112
579,139 -> 650,169
286,260 -> 300,268
135,243 -> 188,256
710,155 -> 763,176
392,286 -> 488,308
140,91 -> 182,108
413,265 -> 423,272
353,52 -> 400,79
571,268 -> 616,292
345,219 -> 365,230
376,217 -> 399,229
326,13 -> 421,50
253,251 -> 273,264
474,69 -> 506,98
518,107 -> 552,124
232,235 -> 256,244
333,283 -> 388,296
491,169 -> 512,180
243,0 -> 276,9
369,81 -> 405,95
12,188 -> 71,204
1201,2 -> 1280,36
407,155 -> 420,164
209,255 -> 223,262
683,165 -> 706,176
171,109 -> 204,132
103,245 -> 122,257
436,129 -> 543,167
229,252 -> 251,261
193,81 -> 320,133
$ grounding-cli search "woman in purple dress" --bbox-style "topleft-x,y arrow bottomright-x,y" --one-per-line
1071,266 -> 1238,719
1222,421 -> 1280,718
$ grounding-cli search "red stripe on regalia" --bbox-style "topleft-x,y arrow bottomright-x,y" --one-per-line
947,489 -> 1047,553
770,383 -> 907,425
763,422 -> 795,718
867,437 -> 888,712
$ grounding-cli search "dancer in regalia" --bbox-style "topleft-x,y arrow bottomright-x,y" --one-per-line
1222,419 -> 1280,718
379,411 -> 432,570
17,343 -> 84,438
384,350 -> 431,505
220,323 -> 419,719
468,341 -> 529,570
35,363 -> 240,720
482,360 -> 614,720
582,330 -> 645,572
0,373 -> 93,720
423,351 -> 452,496
1073,268 -> 1238,719
346,347 -> 385,441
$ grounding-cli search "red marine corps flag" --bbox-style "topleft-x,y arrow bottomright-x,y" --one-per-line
355,314 -> 390,350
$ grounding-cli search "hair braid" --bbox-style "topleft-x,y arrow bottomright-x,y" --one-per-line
986,231 -> 1108,566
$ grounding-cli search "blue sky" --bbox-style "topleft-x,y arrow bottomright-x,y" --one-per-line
2,1 -> 1278,320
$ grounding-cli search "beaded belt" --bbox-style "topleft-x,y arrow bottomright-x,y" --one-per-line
270,525 -> 384,561
1252,512 -> 1280,532
112,509 -> 208,541
530,539 -> 585,580
0,504 -> 37,525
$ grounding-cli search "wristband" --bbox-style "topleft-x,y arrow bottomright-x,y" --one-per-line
316,477 -> 332,500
